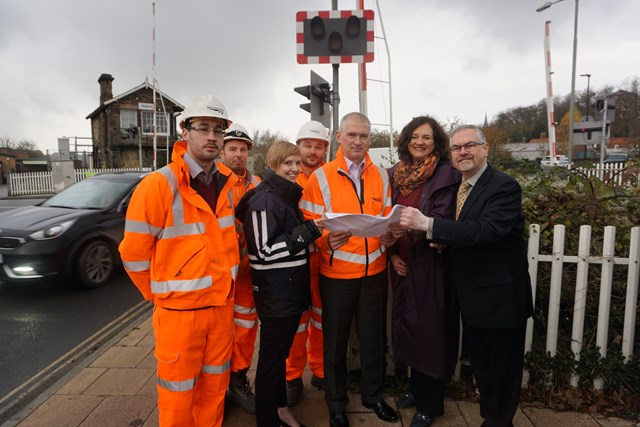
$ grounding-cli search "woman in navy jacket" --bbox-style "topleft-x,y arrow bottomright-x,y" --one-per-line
235,141 -> 323,427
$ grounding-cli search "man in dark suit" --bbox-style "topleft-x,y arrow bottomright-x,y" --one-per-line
397,124 -> 533,427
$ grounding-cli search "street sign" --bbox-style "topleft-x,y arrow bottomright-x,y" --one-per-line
296,10 -> 374,64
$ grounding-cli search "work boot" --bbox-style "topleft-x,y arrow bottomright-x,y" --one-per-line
286,377 -> 304,407
228,369 -> 256,414
310,374 -> 324,390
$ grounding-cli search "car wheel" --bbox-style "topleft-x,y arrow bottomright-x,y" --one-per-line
76,240 -> 115,288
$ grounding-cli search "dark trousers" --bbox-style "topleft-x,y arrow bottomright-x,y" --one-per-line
255,313 -> 301,427
320,271 -> 387,413
463,323 -> 526,427
411,367 -> 445,417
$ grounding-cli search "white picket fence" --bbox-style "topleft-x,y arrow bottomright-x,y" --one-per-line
574,161 -> 638,187
450,224 -> 640,390
7,168 -> 150,196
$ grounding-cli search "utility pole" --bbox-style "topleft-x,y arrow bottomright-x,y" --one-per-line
580,73 -> 591,121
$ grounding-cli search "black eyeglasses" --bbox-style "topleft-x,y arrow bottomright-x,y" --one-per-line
189,125 -> 225,137
449,141 -> 485,153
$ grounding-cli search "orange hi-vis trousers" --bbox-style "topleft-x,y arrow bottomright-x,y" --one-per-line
286,270 -> 324,380
153,302 -> 234,427
231,273 -> 258,372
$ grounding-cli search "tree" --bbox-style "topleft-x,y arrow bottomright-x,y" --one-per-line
251,153 -> 267,178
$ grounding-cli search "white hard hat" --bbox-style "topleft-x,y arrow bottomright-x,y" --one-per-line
296,120 -> 329,145
224,123 -> 252,148
179,94 -> 231,129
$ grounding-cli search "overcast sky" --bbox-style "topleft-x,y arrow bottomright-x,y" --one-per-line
1,0 -> 638,152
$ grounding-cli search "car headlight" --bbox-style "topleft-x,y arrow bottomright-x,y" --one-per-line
29,220 -> 77,240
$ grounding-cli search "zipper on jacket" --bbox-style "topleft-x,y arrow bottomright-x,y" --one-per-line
337,169 -> 370,276
174,245 -> 206,277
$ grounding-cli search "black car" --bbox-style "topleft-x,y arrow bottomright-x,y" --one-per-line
0,172 -> 146,288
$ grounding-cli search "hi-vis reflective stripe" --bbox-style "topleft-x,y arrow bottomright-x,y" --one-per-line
249,258 -> 307,270
234,318 -> 257,328
375,164 -> 392,209
160,222 -> 205,239
151,276 -> 212,293
331,246 -> 385,265
250,176 -> 260,188
218,215 -> 235,229
202,359 -> 231,375
314,168 -> 332,211
296,320 -> 310,333
311,305 -> 322,316
158,376 -> 197,392
234,304 -> 256,315
123,260 -> 150,272
231,264 -> 239,279
125,219 -> 163,236
299,199 -> 324,215
310,317 -> 322,330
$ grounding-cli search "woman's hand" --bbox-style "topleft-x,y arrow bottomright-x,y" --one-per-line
327,230 -> 352,250
389,221 -> 406,239
390,254 -> 407,276
378,231 -> 397,247
314,218 -> 325,232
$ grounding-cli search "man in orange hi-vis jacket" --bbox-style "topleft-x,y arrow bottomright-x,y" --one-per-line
119,94 -> 240,427
285,120 -> 330,406
299,112 -> 399,427
220,123 -> 261,414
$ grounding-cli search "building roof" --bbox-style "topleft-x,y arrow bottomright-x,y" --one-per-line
86,79 -> 184,119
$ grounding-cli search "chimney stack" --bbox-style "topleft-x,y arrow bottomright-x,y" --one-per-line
98,73 -> 114,104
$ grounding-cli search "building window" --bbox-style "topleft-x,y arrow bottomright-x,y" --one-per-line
141,111 -> 169,135
120,109 -> 137,130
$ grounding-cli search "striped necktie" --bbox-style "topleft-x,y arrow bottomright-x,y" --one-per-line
456,181 -> 471,220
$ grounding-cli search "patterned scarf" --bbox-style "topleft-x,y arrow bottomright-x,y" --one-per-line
394,154 -> 439,197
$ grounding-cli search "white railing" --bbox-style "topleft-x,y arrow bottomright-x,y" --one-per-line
7,171 -> 55,196
451,224 -> 640,390
574,162 -> 638,187
7,168 -> 151,196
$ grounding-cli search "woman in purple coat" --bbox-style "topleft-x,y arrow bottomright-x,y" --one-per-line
388,116 -> 461,427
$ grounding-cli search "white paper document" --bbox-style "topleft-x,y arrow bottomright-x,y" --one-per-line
321,205 -> 404,238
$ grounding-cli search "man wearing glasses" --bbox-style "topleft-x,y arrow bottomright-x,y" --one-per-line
397,124 -> 533,427
120,95 -> 240,427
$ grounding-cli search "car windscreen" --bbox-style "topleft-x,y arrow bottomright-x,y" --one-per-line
41,179 -> 133,209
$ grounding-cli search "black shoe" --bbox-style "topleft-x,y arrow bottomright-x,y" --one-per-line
227,369 -> 255,414
329,412 -> 350,427
410,412 -> 433,427
362,400 -> 399,423
286,377 -> 304,407
396,392 -> 415,409
310,374 -> 324,389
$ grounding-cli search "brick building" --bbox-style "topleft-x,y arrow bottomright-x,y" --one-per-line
86,73 -> 184,168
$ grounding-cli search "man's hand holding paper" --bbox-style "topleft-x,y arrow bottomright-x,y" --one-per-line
321,205 -> 405,238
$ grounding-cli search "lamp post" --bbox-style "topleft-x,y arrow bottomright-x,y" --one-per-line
580,73 -> 591,121
537,0 -> 580,165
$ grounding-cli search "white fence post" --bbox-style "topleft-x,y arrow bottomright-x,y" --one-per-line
594,226 -> 617,390
546,225 -> 566,356
622,227 -> 640,360
523,224 -> 541,386
570,225 -> 592,387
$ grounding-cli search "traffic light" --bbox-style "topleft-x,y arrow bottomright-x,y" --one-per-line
294,70 -> 331,128
296,10 -> 374,64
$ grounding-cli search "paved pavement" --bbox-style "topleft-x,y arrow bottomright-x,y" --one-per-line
1,311 -> 638,427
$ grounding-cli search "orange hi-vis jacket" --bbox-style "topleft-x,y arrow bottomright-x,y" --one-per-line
223,164 -> 261,278
299,146 -> 392,279
119,141 -> 240,309
297,162 -> 324,190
